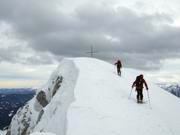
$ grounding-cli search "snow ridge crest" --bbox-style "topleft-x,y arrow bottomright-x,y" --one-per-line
6,59 -> 79,135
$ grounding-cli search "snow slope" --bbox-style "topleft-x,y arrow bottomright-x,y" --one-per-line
0,130 -> 6,135
30,132 -> 56,135
8,57 -> 180,135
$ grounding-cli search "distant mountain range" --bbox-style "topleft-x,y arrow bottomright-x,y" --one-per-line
0,88 -> 34,94
0,88 -> 35,130
157,83 -> 180,98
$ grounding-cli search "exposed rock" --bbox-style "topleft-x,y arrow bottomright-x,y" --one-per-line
6,104 -> 33,135
36,110 -> 44,124
36,91 -> 48,107
52,76 -> 63,97
6,59 -> 77,135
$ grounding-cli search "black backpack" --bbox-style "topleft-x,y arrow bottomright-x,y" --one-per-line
135,76 -> 144,89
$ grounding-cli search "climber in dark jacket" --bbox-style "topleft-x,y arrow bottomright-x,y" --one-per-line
132,74 -> 148,103
114,60 -> 122,76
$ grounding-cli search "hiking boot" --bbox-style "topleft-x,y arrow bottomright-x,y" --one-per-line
137,99 -> 143,103
139,100 -> 143,103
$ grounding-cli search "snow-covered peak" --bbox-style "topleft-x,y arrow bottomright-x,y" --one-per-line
30,132 -> 56,135
158,83 -> 180,97
7,57 -> 180,135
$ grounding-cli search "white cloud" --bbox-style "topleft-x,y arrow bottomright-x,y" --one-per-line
146,58 -> 180,83
0,62 -> 57,87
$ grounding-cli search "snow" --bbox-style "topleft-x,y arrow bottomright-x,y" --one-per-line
0,130 -> 7,135
8,59 -> 78,135
67,58 -> 180,135
30,132 -> 56,135
33,59 -> 78,134
8,57 -> 180,135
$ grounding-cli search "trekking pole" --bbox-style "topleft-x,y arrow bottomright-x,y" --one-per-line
128,88 -> 133,99
147,90 -> 152,109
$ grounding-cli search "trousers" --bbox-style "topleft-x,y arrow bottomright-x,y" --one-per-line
136,89 -> 143,100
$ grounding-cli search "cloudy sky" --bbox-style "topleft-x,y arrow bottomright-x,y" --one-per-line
0,0 -> 180,88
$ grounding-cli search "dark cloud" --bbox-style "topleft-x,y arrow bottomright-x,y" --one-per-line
0,45 -> 56,65
0,0 -> 180,70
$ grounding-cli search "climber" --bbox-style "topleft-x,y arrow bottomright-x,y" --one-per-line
132,74 -> 148,103
114,59 -> 122,76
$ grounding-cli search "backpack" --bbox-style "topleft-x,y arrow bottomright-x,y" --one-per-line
117,60 -> 122,68
135,76 -> 144,89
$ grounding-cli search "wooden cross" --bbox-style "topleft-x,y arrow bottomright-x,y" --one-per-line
87,46 -> 98,57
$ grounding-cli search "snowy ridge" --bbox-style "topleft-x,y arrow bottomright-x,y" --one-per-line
7,59 -> 78,135
30,132 -> 56,135
67,58 -> 180,135
33,59 -> 78,134
0,130 -> 6,135
7,57 -> 180,135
